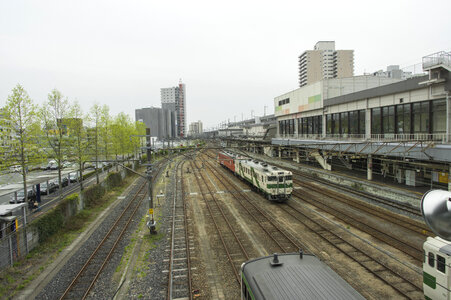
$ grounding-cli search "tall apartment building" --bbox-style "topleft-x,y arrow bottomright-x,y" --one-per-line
299,41 -> 354,87
188,120 -> 203,136
160,80 -> 186,137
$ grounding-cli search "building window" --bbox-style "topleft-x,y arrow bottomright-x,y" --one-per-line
326,115 -> 332,134
359,110 -> 365,135
432,99 -> 446,133
371,108 -> 381,135
382,106 -> 395,134
333,113 -> 340,135
349,111 -> 358,134
340,112 -> 349,135
413,101 -> 430,133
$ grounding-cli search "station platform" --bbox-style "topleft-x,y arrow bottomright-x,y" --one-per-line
242,150 -> 426,215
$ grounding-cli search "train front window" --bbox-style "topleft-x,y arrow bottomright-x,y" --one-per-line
268,176 -> 276,181
437,255 -> 446,273
428,252 -> 435,267
285,175 -> 292,180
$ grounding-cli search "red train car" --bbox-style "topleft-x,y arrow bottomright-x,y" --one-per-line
218,151 -> 237,173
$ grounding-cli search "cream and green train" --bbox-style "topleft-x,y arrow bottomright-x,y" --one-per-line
421,190 -> 451,300
218,151 -> 293,202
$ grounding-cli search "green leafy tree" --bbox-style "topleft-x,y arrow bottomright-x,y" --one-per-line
40,89 -> 72,194
134,121 -> 146,160
68,102 -> 90,190
2,84 -> 40,203
111,113 -> 135,169
90,103 -> 102,184
100,105 -> 111,169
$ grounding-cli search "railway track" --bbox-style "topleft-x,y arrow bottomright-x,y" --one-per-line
294,178 -> 431,236
166,160 -> 193,300
291,187 -> 425,263
203,156 -> 302,254
273,159 -> 423,217
189,159 -> 250,285
278,201 -> 424,299
59,178 -> 148,300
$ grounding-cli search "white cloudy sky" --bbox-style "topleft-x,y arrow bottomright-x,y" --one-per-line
1,0 -> 450,129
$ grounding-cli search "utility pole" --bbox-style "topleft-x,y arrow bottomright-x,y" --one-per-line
146,128 -> 156,234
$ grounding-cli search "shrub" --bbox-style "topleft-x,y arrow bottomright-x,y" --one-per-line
82,184 -> 106,208
106,172 -> 122,189
32,207 -> 64,243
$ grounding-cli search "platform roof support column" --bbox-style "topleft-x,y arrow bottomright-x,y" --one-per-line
365,108 -> 371,140
367,155 -> 373,181
296,149 -> 300,163
446,91 -> 450,143
279,147 -> 282,158
449,164 -> 451,192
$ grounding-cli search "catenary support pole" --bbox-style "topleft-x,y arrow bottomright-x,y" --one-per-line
146,128 -> 156,234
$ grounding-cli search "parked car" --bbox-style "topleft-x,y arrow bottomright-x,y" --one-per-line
62,161 -> 73,169
40,181 -> 57,195
9,165 -> 22,173
84,162 -> 94,169
47,160 -> 58,170
9,188 -> 36,204
69,172 -> 79,183
61,176 -> 69,187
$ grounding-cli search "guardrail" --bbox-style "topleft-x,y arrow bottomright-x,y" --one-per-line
276,133 -> 449,143
423,51 -> 451,69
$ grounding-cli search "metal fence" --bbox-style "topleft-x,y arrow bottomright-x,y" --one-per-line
276,133 -> 449,143
423,51 -> 451,69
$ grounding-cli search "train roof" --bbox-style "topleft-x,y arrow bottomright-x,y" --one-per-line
241,253 -> 364,300
424,236 -> 451,256
238,158 -> 291,175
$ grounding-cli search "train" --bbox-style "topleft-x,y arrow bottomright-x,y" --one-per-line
421,190 -> 451,300
217,151 -> 293,202
241,252 -> 365,300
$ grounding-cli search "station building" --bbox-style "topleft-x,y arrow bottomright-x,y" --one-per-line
272,51 -> 451,190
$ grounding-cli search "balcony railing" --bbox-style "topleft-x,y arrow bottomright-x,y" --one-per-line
276,133 -> 449,143
422,51 -> 451,70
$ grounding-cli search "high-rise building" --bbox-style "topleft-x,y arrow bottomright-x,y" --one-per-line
188,120 -> 203,136
160,80 -> 186,137
298,41 -> 354,87
135,107 -> 175,140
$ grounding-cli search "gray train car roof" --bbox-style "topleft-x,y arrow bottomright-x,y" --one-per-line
238,159 -> 291,175
241,253 -> 364,300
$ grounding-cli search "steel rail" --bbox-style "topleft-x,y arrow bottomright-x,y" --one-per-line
167,159 -> 193,300
60,179 -> 148,300
293,177 -> 430,235
202,153 -> 302,253
292,188 -> 424,262
189,160 -> 249,284
279,201 -> 423,298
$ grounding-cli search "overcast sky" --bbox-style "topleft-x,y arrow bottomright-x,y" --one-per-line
1,0 -> 450,130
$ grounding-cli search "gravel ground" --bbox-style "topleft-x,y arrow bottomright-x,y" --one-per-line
124,164 -> 175,299
35,178 -> 146,300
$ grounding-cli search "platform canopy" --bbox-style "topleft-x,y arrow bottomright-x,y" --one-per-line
0,203 -> 27,216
